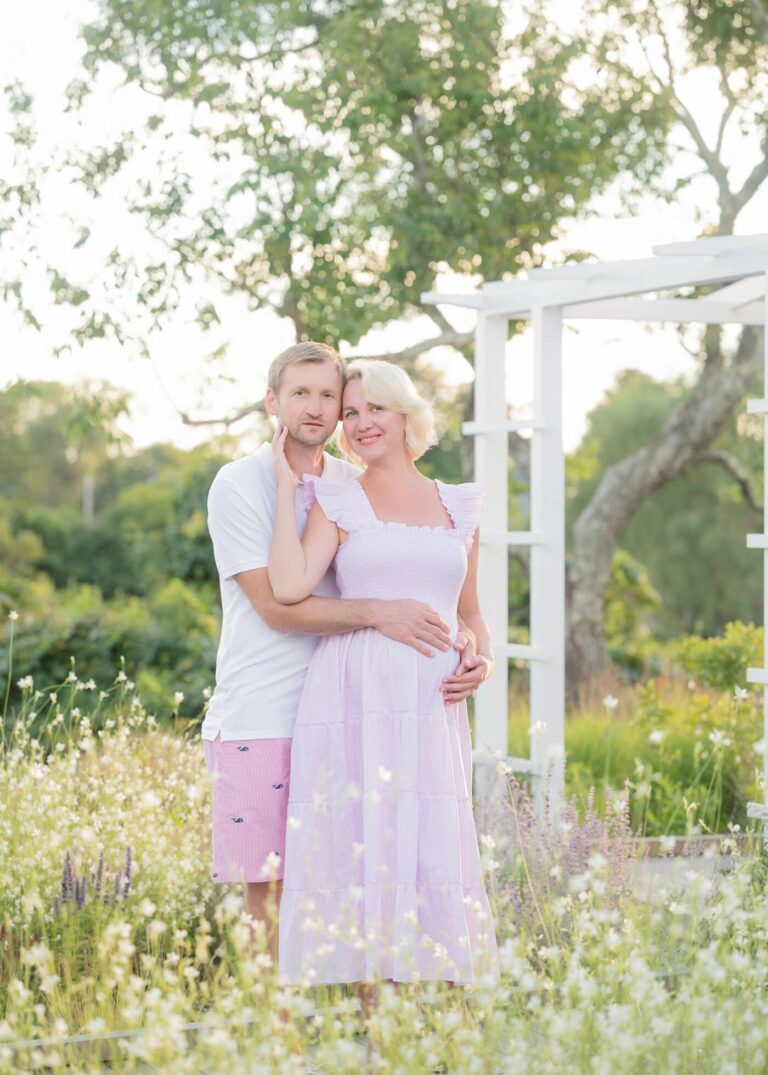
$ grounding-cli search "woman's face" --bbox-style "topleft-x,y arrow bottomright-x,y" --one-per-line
341,378 -> 408,464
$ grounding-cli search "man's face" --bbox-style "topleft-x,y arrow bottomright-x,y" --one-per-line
265,360 -> 343,447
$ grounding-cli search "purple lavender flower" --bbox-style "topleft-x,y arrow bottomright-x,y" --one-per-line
61,851 -> 75,903
92,851 -> 104,897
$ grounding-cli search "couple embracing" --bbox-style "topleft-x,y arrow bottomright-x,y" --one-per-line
202,341 -> 499,987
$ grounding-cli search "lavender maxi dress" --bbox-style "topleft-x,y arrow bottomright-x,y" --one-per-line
278,476 -> 499,985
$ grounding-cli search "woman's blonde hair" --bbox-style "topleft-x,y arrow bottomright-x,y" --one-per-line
337,359 -> 437,464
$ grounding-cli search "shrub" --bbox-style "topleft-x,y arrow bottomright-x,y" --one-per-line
676,621 -> 763,692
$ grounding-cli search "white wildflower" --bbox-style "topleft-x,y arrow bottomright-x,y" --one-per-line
16,676 -> 33,690
602,694 -> 619,710
259,851 -> 282,880
648,729 -> 666,745
147,920 -> 167,941
708,730 -> 732,748
173,691 -> 184,706
8,610 -> 18,622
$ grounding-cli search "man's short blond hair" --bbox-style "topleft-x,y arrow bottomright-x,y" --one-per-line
267,342 -> 345,395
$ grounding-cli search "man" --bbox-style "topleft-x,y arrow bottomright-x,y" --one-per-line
202,341 -> 486,957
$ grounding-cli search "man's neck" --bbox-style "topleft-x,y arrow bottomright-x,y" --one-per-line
283,438 -> 327,480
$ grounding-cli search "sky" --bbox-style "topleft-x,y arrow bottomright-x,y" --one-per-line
1,0 -> 767,454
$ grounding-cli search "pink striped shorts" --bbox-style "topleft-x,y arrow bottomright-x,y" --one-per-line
203,733 -> 292,883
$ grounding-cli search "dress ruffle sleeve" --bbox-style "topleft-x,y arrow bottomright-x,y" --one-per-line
438,481 -> 485,550
302,475 -> 359,532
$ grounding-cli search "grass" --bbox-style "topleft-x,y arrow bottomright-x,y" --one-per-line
507,675 -> 763,837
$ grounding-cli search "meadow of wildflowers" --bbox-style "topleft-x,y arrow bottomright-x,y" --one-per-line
4,625 -> 768,1071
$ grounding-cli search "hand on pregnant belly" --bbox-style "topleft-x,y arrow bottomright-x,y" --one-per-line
372,598 -> 453,658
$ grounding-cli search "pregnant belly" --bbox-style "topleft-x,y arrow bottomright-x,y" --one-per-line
303,626 -> 461,721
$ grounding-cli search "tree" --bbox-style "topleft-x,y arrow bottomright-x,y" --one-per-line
566,0 -> 768,690
14,0 -> 670,417
568,370 -> 763,641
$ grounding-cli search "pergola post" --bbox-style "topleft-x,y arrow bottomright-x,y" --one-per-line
530,305 -> 566,811
761,266 -> 765,808
472,312 -> 510,779
762,269 -> 768,818
746,267 -> 768,838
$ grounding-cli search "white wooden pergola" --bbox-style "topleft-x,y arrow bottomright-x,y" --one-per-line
422,233 -> 768,817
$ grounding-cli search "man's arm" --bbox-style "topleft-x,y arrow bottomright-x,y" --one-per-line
235,568 -> 454,658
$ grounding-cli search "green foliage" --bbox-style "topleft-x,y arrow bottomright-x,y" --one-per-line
20,0 -> 671,351
676,621 -> 764,692
510,672 -> 762,836
604,549 -> 663,677
0,381 -> 228,714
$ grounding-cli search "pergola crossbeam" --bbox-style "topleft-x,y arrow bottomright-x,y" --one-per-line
562,298 -> 764,325
653,233 -> 768,256
481,249 -> 768,317
462,419 -> 543,434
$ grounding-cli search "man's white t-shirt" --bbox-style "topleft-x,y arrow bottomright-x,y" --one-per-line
201,442 -> 361,742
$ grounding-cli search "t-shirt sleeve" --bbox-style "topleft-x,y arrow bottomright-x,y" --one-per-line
207,476 -> 271,579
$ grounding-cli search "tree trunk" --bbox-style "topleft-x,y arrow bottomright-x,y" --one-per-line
567,326 -> 761,695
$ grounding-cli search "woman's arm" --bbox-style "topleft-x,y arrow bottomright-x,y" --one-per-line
453,529 -> 495,686
267,427 -> 340,604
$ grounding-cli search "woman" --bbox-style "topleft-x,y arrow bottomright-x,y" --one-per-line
269,359 -> 499,986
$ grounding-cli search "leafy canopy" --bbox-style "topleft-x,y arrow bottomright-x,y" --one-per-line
54,0 -> 673,348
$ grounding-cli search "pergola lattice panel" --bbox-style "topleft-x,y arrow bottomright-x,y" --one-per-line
423,233 -> 768,815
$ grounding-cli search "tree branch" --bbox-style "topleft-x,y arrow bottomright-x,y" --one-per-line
694,447 -> 763,513
179,398 -> 267,427
357,328 -> 474,364
714,71 -> 738,158
420,302 -> 458,337
646,0 -> 731,201
734,150 -> 768,213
